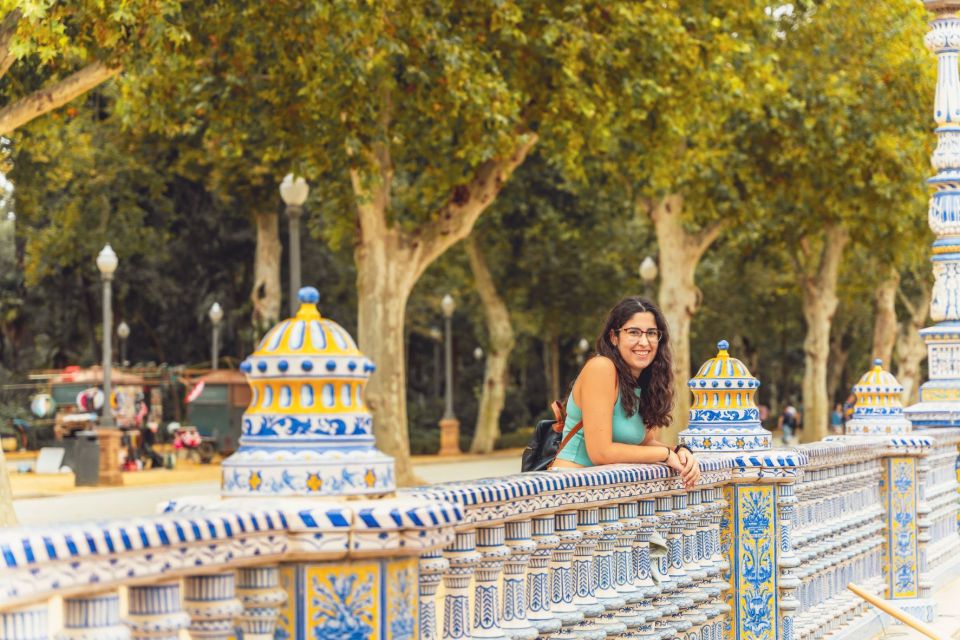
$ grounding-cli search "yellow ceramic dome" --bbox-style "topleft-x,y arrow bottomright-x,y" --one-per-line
223,287 -> 394,497
680,340 -> 771,452
846,359 -> 911,435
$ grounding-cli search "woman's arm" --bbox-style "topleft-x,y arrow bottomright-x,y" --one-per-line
579,357 -> 683,470
643,426 -> 701,487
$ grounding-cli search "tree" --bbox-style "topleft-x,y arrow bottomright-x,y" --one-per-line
603,1 -> 784,433
0,2 -> 187,135
117,2 -> 668,483
464,234 -> 514,453
752,0 -> 931,441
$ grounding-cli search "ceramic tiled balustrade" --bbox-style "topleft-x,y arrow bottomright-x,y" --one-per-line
1,308 -> 957,640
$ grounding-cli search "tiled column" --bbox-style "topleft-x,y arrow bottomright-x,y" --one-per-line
664,493 -> 693,637
569,507 -> 614,639
184,572 -> 244,640
550,511 -> 585,633
526,515 -> 563,635
501,519 -> 538,640
651,495 -> 678,639
0,604 -> 48,640
710,486 -> 732,639
725,451 -> 806,640
419,549 -> 449,640
626,498 -> 661,639
881,448 -> 937,622
777,484 -> 801,640
126,581 -> 191,640
442,530 -> 482,639
473,525 -> 509,639
236,566 -> 287,640
57,592 -> 129,640
594,505 -> 628,635
611,501 -> 645,633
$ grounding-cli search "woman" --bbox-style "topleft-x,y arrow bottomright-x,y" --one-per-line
551,296 -> 701,488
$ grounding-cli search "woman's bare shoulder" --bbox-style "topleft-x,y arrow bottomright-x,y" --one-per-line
581,355 -> 617,377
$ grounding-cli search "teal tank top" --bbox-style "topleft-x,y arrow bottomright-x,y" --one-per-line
555,387 -> 646,466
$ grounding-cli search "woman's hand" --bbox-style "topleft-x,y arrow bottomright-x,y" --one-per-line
676,448 -> 701,488
664,450 -> 685,476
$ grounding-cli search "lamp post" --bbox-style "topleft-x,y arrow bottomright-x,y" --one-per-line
209,302 -> 224,370
473,347 -> 484,361
280,173 -> 309,316
429,326 -> 442,399
438,294 -> 460,455
639,255 -> 658,299
96,244 -> 118,428
95,244 -> 122,486
116,321 -> 130,367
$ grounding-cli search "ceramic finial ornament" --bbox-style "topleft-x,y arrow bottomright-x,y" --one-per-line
679,340 -> 771,452
845,359 -> 912,435
223,286 -> 394,496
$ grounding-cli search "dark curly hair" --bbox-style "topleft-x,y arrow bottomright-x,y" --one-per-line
593,296 -> 674,428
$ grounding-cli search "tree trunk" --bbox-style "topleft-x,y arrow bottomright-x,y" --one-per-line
250,210 -> 282,337
797,225 -> 850,442
545,334 -> 561,404
872,266 -> 900,367
0,451 -> 16,526
896,283 -> 931,406
646,194 -> 725,437
465,236 -> 515,453
826,328 -> 850,407
352,131 -> 538,486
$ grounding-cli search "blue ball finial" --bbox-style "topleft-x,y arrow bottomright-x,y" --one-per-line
299,287 -> 320,304
874,358 -> 883,367
717,339 -> 729,351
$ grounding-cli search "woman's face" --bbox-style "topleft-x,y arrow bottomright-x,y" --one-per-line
611,311 -> 660,377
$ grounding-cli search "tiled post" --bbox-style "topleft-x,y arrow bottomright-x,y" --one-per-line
473,526 -> 509,639
594,505 -> 628,635
184,573 -> 244,640
611,501 -> 645,633
419,550 -> 448,640
651,495 -> 679,639
879,442 -> 937,621
526,515 -> 563,635
628,498 -> 661,639
126,581 -> 191,640
236,566 -> 288,640
776,484 -> 801,640
681,340 -> 806,640
550,511 -> 585,631
57,592 -> 130,640
501,519 -> 538,640
0,605 -> 48,640
443,531 -> 482,639
569,507 -> 617,639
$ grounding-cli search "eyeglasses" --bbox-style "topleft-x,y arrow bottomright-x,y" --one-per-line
618,327 -> 661,343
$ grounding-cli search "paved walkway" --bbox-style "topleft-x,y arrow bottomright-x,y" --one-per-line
869,575 -> 960,639
8,449 -> 525,525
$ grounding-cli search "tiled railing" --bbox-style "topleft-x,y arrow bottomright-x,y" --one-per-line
0,439 -> 957,640
790,441 -> 885,639
404,459 -> 734,640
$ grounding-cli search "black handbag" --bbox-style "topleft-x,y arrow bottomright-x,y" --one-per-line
521,400 -> 583,472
